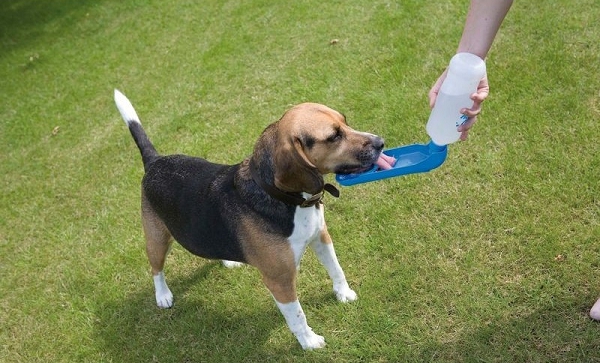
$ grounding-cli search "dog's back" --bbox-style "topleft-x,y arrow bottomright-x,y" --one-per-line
114,90 -> 251,261
143,154 -> 249,260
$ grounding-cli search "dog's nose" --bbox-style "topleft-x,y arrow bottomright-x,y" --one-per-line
371,136 -> 384,152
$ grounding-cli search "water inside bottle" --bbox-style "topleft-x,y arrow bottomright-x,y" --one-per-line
426,92 -> 473,146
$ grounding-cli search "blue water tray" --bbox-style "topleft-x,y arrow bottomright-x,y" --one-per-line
335,140 -> 448,186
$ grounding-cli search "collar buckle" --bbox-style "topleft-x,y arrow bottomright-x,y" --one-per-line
299,193 -> 324,208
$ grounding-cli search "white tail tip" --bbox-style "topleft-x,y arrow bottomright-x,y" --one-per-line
114,89 -> 141,125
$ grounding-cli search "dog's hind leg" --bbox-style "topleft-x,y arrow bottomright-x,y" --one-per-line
309,226 -> 357,303
141,195 -> 174,308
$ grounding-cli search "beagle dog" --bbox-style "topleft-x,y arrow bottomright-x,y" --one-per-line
114,90 -> 384,350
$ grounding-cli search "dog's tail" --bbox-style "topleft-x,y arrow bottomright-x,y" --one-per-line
114,89 -> 159,169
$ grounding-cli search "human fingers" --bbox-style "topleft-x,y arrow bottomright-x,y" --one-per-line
468,76 -> 490,110
459,129 -> 470,141
460,101 -> 482,118
457,116 -> 477,137
428,70 -> 448,109
459,76 -> 489,119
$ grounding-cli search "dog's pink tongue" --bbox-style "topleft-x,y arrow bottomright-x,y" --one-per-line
375,154 -> 397,170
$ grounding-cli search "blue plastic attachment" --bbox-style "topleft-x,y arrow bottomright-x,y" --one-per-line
335,140 -> 448,186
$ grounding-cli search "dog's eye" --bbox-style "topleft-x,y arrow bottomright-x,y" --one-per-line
326,129 -> 343,143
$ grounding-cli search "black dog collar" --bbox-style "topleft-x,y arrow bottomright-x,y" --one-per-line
249,161 -> 339,208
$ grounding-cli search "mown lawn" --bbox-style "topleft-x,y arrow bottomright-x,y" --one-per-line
1,0 -> 599,362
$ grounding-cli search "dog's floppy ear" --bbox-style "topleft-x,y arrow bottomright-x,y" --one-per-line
274,137 -> 324,195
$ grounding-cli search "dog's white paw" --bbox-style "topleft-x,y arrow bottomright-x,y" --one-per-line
334,285 -> 357,303
222,260 -> 244,268
156,290 -> 174,309
153,272 -> 173,308
297,330 -> 326,350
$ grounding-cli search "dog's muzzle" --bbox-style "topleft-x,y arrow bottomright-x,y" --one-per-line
335,135 -> 384,175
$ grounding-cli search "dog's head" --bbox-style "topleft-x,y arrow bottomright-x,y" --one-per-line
262,103 -> 383,194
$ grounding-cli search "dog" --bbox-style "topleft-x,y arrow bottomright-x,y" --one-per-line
113,89 -> 384,349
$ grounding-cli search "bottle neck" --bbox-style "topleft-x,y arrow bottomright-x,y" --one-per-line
428,140 -> 448,152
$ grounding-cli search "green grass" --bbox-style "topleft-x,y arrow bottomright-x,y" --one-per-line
1,0 -> 599,361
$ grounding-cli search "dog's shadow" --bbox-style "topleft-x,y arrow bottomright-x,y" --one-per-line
93,261 -> 320,362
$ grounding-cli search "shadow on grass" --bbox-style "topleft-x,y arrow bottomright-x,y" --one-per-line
413,296 -> 600,362
93,261 -> 337,362
95,262 -> 263,362
0,0 -> 106,53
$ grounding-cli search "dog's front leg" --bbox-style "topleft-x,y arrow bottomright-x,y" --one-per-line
310,229 -> 357,303
262,274 -> 326,350
275,299 -> 325,350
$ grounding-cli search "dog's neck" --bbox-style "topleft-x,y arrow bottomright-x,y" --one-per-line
248,159 -> 338,208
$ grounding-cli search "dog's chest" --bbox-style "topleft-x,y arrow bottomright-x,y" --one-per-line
287,203 -> 324,265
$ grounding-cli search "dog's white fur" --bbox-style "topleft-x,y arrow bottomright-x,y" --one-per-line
153,272 -> 173,309
114,90 -> 140,125
275,201 -> 356,349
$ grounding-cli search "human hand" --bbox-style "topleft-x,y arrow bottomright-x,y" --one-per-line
428,71 -> 490,141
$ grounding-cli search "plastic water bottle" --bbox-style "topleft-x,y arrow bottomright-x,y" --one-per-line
426,53 -> 486,146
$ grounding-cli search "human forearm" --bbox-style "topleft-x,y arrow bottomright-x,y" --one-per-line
457,0 -> 514,58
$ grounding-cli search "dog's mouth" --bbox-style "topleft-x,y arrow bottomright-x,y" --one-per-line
334,150 -> 381,175
335,163 -> 374,175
